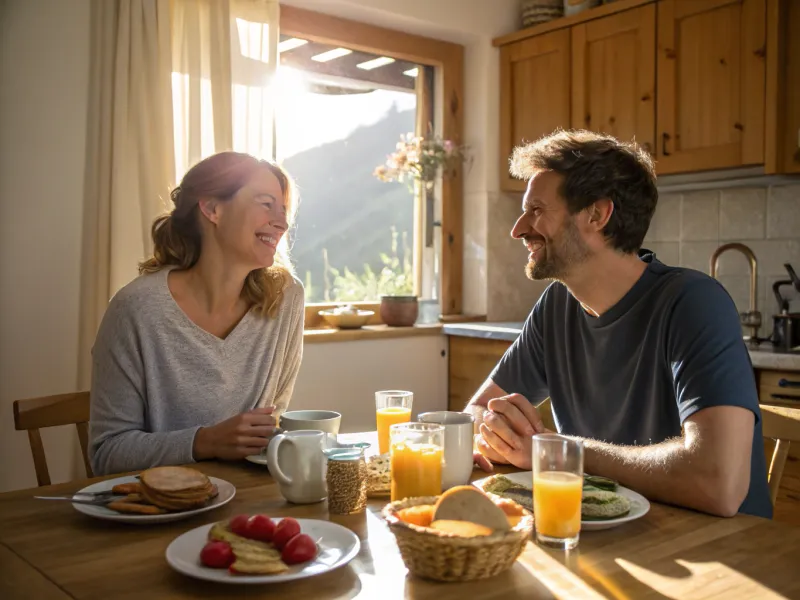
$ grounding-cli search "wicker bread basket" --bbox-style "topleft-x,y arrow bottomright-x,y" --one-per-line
382,495 -> 534,582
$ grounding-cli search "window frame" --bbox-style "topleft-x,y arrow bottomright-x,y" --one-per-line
279,5 -> 465,323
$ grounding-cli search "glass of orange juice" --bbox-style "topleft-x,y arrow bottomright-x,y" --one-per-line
532,433 -> 584,550
375,390 -> 413,455
389,422 -> 444,502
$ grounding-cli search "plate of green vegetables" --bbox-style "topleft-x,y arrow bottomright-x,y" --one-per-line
474,472 -> 650,531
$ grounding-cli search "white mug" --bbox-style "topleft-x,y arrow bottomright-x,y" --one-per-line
279,410 -> 342,435
418,411 -> 475,489
267,430 -> 327,504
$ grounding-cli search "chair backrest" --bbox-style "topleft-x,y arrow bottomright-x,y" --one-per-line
760,404 -> 800,507
13,391 -> 92,486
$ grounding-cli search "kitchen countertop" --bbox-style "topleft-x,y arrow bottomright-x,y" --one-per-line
443,322 -> 800,372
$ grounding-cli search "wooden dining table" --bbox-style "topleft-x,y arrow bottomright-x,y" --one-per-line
1,432 -> 799,600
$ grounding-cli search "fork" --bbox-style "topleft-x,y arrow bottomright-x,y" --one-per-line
33,495 -> 123,505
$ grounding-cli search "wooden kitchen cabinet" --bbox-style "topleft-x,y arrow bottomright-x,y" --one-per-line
447,337 -> 512,411
571,3 -> 656,156
766,0 -> 800,174
499,28 -> 571,192
493,0 -> 800,187
656,0 -> 766,174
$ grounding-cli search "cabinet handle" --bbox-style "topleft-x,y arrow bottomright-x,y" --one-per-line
771,394 -> 800,402
778,378 -> 800,388
662,132 -> 671,156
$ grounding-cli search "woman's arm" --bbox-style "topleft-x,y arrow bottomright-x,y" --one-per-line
88,298 -> 201,476
270,284 -> 305,417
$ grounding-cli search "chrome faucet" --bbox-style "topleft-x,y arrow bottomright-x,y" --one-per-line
709,243 -> 761,346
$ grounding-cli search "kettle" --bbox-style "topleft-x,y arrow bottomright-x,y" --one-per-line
770,263 -> 800,351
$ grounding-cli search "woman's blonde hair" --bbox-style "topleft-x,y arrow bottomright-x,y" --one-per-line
139,151 -> 298,318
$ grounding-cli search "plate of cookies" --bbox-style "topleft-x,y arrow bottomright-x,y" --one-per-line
71,466 -> 235,523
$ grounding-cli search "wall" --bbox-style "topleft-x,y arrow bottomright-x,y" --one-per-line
292,336 -> 448,433
0,0 -> 91,492
484,182 -> 800,323
646,183 -> 800,320
485,192 -> 552,321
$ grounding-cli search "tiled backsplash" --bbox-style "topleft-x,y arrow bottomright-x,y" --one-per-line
645,183 -> 800,323
483,182 -> 800,323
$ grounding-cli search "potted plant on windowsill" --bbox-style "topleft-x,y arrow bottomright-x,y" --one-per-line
373,130 -> 468,327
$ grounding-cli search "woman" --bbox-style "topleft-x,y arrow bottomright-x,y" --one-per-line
89,152 -> 305,476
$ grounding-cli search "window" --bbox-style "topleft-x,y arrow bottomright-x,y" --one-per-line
170,4 -> 465,318
274,38 -> 433,303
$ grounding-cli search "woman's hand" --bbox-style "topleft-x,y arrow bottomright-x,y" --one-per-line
193,407 -> 277,461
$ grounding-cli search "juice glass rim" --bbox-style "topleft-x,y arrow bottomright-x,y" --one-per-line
532,432 -> 584,474
532,433 -> 584,448
375,390 -> 414,399
389,422 -> 444,435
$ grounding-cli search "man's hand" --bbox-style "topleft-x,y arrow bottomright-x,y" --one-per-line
475,394 -> 551,470
473,433 -> 507,472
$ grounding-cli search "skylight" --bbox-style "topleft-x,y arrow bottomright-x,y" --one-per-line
357,57 -> 395,70
278,38 -> 308,52
311,48 -> 353,62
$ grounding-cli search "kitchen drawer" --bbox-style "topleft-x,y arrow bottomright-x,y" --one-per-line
759,369 -> 800,406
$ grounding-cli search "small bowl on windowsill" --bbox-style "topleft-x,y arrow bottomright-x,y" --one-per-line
318,307 -> 375,329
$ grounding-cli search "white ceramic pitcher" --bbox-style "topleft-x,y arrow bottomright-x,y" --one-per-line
266,430 -> 327,504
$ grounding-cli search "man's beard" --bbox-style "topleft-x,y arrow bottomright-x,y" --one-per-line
525,218 -> 591,281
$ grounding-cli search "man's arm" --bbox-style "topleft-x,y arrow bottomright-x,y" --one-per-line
580,405 -> 753,517
480,401 -> 754,517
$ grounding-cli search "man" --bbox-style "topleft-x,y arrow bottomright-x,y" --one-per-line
467,130 -> 772,519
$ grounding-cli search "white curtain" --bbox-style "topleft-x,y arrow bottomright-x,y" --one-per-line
171,0 -> 280,181
78,0 -> 280,388
78,0 -> 175,389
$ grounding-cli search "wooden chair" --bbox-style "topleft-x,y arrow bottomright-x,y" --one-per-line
760,404 -> 800,507
13,391 -> 93,486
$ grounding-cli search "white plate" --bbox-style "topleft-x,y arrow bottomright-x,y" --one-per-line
244,435 -> 366,466
473,471 -> 650,531
244,454 -> 269,466
165,518 -> 361,584
72,475 -> 235,524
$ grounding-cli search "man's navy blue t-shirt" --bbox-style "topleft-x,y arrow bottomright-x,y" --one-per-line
490,251 -> 772,519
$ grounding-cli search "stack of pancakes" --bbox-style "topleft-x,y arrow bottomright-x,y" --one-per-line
139,466 -> 217,511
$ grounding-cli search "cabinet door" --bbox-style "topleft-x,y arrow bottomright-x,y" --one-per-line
766,0 -> 800,174
500,29 -> 571,192
657,0 -> 766,174
572,4 -> 656,156
447,337 -> 511,412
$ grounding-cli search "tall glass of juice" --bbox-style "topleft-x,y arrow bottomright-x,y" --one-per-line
375,390 -> 413,455
532,433 -> 584,550
389,422 -> 444,502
